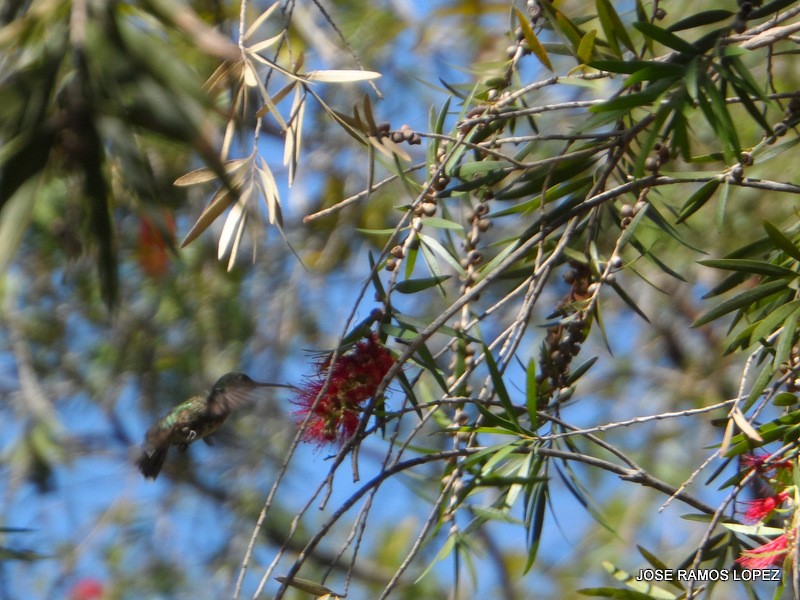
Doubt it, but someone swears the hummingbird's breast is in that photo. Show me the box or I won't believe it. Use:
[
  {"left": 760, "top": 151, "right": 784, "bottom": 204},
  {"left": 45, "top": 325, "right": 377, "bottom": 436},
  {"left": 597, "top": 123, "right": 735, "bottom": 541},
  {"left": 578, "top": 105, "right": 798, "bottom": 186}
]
[
  {"left": 169, "top": 413, "right": 226, "bottom": 446},
  {"left": 157, "top": 397, "right": 227, "bottom": 446}
]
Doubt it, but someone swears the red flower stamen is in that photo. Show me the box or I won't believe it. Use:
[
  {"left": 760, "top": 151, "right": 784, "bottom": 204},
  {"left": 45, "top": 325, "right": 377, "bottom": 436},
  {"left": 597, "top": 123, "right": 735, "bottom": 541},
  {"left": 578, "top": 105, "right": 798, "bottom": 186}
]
[
  {"left": 742, "top": 491, "right": 791, "bottom": 523},
  {"left": 741, "top": 452, "right": 793, "bottom": 474},
  {"left": 736, "top": 534, "right": 790, "bottom": 570},
  {"left": 293, "top": 334, "right": 395, "bottom": 445}
]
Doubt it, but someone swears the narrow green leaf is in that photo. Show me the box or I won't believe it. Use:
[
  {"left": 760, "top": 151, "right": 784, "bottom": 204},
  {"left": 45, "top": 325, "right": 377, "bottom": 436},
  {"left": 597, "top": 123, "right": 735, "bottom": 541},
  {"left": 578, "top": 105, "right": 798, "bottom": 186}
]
[
  {"left": 723, "top": 321, "right": 758, "bottom": 354},
  {"left": 716, "top": 179, "right": 729, "bottom": 232},
  {"left": 590, "top": 87, "right": 662, "bottom": 112},
  {"left": 454, "top": 160, "right": 515, "bottom": 178},
  {"left": 749, "top": 299, "right": 800, "bottom": 345},
  {"left": 475, "top": 400, "right": 521, "bottom": 431},
  {"left": 731, "top": 83, "right": 772, "bottom": 133},
  {"left": 764, "top": 221, "right": 800, "bottom": 263},
  {"left": 482, "top": 344, "right": 521, "bottom": 432},
  {"left": 638, "top": 546, "right": 681, "bottom": 586},
  {"left": 537, "top": 0, "right": 582, "bottom": 55},
  {"left": 429, "top": 97, "right": 451, "bottom": 163},
  {"left": 773, "top": 392, "right": 799, "bottom": 407},
  {"left": 526, "top": 359, "right": 539, "bottom": 427},
  {"left": 396, "top": 370, "right": 422, "bottom": 418},
  {"left": 410, "top": 338, "right": 449, "bottom": 393},
  {"left": 617, "top": 203, "right": 649, "bottom": 251},
  {"left": 418, "top": 238, "right": 446, "bottom": 286},
  {"left": 701, "top": 76, "right": 741, "bottom": 161},
  {"left": 702, "top": 271, "right": 750, "bottom": 299},
  {"left": 774, "top": 305, "right": 800, "bottom": 371},
  {"left": 750, "top": 0, "right": 799, "bottom": 20},
  {"left": 367, "top": 251, "right": 386, "bottom": 301},
  {"left": 724, "top": 375, "right": 798, "bottom": 438},
  {"left": 596, "top": 0, "right": 635, "bottom": 55},
  {"left": 624, "top": 65, "right": 683, "bottom": 87},
  {"left": 683, "top": 58, "right": 699, "bottom": 101},
  {"left": 692, "top": 279, "right": 788, "bottom": 327},
  {"left": 395, "top": 275, "right": 452, "bottom": 294},
  {"left": 419, "top": 217, "right": 463, "bottom": 231},
  {"left": 676, "top": 179, "right": 721, "bottom": 223},
  {"left": 566, "top": 356, "right": 598, "bottom": 385},
  {"left": 523, "top": 481, "right": 547, "bottom": 573},
  {"left": 744, "top": 359, "right": 774, "bottom": 411},
  {"left": 608, "top": 281, "right": 651, "bottom": 322},
  {"left": 418, "top": 233, "right": 464, "bottom": 274},
  {"left": 633, "top": 22, "right": 698, "bottom": 55},
  {"left": 667, "top": 10, "right": 734, "bottom": 32},
  {"left": 589, "top": 59, "right": 661, "bottom": 74},
  {"left": 758, "top": 135, "right": 800, "bottom": 164},
  {"left": 633, "top": 102, "right": 672, "bottom": 178},
  {"left": 697, "top": 259, "right": 798, "bottom": 278},
  {"left": 667, "top": 104, "right": 691, "bottom": 161}
]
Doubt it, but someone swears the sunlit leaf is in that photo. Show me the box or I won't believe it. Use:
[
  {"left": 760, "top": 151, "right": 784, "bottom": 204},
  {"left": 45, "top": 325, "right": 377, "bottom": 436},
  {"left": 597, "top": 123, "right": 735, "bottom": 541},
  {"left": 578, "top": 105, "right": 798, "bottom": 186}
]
[
  {"left": 368, "top": 136, "right": 412, "bottom": 161},
  {"left": 515, "top": 8, "right": 553, "bottom": 71},
  {"left": 255, "top": 157, "right": 282, "bottom": 226},
  {"left": 180, "top": 186, "right": 237, "bottom": 248},
  {"left": 243, "top": 1, "right": 280, "bottom": 41},
  {"left": 284, "top": 85, "right": 306, "bottom": 186},
  {"left": 246, "top": 32, "right": 284, "bottom": 55},
  {"left": 174, "top": 159, "right": 247, "bottom": 186},
  {"left": 304, "top": 69, "right": 381, "bottom": 82},
  {"left": 774, "top": 305, "right": 800, "bottom": 370},
  {"left": 596, "top": 0, "right": 635, "bottom": 56},
  {"left": 275, "top": 576, "right": 339, "bottom": 597},
  {"left": 577, "top": 29, "right": 597, "bottom": 64}
]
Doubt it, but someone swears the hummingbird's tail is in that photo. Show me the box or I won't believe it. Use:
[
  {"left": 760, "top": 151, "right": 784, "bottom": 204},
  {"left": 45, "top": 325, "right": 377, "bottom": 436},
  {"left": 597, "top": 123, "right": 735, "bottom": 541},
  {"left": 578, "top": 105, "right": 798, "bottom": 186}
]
[{"left": 137, "top": 445, "right": 168, "bottom": 479}]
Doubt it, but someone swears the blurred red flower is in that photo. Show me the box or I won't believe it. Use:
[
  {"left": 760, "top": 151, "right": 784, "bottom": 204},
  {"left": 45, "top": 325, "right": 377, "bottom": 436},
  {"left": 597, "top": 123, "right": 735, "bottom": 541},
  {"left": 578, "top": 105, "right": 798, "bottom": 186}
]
[
  {"left": 70, "top": 578, "right": 104, "bottom": 600},
  {"left": 137, "top": 212, "right": 175, "bottom": 278}
]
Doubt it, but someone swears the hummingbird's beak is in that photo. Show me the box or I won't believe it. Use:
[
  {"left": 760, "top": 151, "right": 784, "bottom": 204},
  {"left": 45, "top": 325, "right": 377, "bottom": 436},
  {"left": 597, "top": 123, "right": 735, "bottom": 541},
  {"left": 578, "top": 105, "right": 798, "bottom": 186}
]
[{"left": 254, "top": 381, "right": 299, "bottom": 390}]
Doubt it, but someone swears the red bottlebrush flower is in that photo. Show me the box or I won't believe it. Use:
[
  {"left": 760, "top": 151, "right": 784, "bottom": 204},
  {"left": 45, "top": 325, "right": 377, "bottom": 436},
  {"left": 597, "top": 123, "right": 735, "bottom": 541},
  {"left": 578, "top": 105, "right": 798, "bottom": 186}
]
[
  {"left": 70, "top": 578, "right": 104, "bottom": 600},
  {"left": 741, "top": 452, "right": 793, "bottom": 474},
  {"left": 293, "top": 334, "right": 395, "bottom": 445},
  {"left": 736, "top": 534, "right": 790, "bottom": 569},
  {"left": 742, "top": 490, "right": 791, "bottom": 523}
]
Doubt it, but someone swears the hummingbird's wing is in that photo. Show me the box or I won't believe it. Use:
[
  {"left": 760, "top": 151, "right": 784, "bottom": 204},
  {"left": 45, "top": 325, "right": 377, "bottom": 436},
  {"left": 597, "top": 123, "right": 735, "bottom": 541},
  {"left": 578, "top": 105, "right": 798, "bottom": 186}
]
[
  {"left": 205, "top": 384, "right": 263, "bottom": 418},
  {"left": 205, "top": 375, "right": 295, "bottom": 418}
]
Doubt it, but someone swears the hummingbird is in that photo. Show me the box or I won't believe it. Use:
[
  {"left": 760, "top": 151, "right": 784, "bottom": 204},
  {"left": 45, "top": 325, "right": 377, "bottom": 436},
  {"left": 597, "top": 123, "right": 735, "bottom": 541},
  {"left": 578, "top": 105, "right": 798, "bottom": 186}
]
[{"left": 136, "top": 372, "right": 289, "bottom": 479}]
